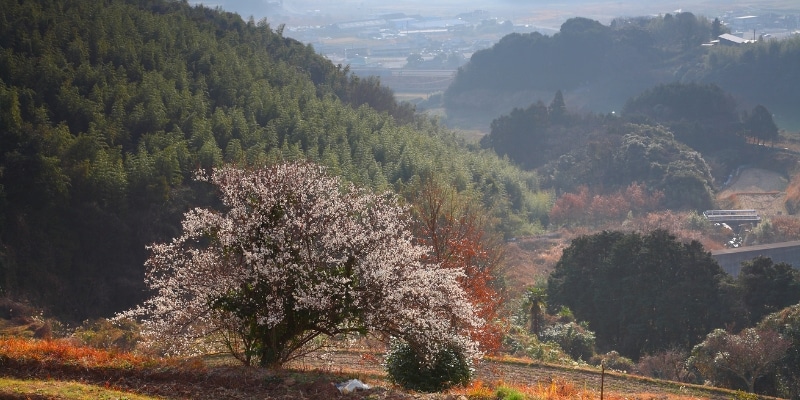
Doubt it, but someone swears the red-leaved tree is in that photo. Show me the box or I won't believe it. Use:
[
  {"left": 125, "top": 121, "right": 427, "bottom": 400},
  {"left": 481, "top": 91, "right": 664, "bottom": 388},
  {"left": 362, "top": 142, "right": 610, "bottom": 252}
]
[
  {"left": 548, "top": 185, "right": 590, "bottom": 226},
  {"left": 549, "top": 183, "right": 663, "bottom": 227},
  {"left": 409, "top": 178, "right": 506, "bottom": 353}
]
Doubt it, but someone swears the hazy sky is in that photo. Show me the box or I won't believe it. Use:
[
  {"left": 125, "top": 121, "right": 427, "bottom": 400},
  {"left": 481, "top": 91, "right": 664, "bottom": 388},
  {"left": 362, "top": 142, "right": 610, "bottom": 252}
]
[
  {"left": 191, "top": 0, "right": 707, "bottom": 28},
  {"left": 190, "top": 0, "right": 800, "bottom": 34}
]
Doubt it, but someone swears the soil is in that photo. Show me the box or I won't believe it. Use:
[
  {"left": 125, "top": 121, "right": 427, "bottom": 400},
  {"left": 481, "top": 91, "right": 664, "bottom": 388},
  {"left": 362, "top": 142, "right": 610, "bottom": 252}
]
[
  {"left": 717, "top": 168, "right": 789, "bottom": 217},
  {"left": 0, "top": 356, "right": 460, "bottom": 400}
]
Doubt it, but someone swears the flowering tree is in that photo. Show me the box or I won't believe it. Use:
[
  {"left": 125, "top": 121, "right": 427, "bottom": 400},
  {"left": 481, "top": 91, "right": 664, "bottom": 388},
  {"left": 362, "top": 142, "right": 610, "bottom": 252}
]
[
  {"left": 759, "top": 304, "right": 800, "bottom": 398},
  {"left": 690, "top": 328, "right": 791, "bottom": 393},
  {"left": 121, "top": 162, "right": 481, "bottom": 367}
]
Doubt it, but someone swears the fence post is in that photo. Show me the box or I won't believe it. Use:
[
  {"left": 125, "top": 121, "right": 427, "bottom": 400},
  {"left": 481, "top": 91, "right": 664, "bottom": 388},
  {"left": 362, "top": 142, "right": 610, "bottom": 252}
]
[{"left": 601, "top": 363, "right": 605, "bottom": 400}]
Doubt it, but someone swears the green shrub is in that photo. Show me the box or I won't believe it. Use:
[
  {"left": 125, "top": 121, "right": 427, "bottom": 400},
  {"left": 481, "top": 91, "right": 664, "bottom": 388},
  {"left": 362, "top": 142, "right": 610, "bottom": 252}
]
[
  {"left": 732, "top": 390, "right": 759, "bottom": 400},
  {"left": 539, "top": 321, "right": 596, "bottom": 361},
  {"left": 591, "top": 350, "right": 635, "bottom": 373},
  {"left": 502, "top": 326, "right": 573, "bottom": 364},
  {"left": 385, "top": 340, "right": 473, "bottom": 392},
  {"left": 556, "top": 306, "right": 575, "bottom": 323},
  {"left": 73, "top": 318, "right": 140, "bottom": 351},
  {"left": 495, "top": 385, "right": 526, "bottom": 400}
]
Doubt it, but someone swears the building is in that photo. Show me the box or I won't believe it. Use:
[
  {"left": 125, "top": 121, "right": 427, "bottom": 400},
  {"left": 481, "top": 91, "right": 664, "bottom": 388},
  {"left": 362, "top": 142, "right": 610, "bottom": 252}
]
[{"left": 718, "top": 33, "right": 750, "bottom": 45}]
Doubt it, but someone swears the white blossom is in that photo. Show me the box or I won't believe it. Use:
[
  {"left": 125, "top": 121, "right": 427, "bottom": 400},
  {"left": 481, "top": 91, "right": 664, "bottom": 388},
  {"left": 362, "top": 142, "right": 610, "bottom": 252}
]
[{"left": 119, "top": 162, "right": 481, "bottom": 365}]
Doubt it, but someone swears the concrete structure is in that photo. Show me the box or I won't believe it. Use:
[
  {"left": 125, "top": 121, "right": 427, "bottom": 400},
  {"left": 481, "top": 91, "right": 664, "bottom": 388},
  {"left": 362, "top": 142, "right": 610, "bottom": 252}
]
[
  {"left": 711, "top": 240, "right": 800, "bottom": 276},
  {"left": 703, "top": 209, "right": 761, "bottom": 225},
  {"left": 718, "top": 33, "right": 750, "bottom": 45}
]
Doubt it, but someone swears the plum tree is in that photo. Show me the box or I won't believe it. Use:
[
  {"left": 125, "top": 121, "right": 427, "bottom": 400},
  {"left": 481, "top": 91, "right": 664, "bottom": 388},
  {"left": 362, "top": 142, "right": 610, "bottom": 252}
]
[
  {"left": 690, "top": 328, "right": 790, "bottom": 393},
  {"left": 121, "top": 162, "right": 481, "bottom": 367}
]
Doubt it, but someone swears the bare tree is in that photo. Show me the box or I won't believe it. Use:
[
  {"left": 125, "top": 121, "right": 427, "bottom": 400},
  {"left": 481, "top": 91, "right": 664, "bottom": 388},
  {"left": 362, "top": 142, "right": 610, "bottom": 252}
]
[{"left": 690, "top": 328, "right": 791, "bottom": 393}]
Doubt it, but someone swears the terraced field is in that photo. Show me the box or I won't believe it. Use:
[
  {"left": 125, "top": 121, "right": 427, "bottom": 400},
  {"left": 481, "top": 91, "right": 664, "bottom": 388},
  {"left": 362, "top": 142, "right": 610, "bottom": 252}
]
[{"left": 290, "top": 350, "right": 742, "bottom": 400}]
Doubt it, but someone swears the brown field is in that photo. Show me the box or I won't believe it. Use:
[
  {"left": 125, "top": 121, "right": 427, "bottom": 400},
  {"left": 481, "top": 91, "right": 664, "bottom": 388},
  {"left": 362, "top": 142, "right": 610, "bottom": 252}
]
[
  {"left": 0, "top": 335, "right": 741, "bottom": 400},
  {"left": 718, "top": 168, "right": 790, "bottom": 217}
]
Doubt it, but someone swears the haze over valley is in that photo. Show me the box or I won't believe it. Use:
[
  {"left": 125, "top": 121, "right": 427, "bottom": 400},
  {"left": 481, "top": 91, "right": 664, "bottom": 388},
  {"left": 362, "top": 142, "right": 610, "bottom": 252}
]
[
  {"left": 196, "top": 0, "right": 800, "bottom": 130},
  {"left": 2, "top": 1, "right": 800, "bottom": 398},
  {"left": 196, "top": 0, "right": 799, "bottom": 28}
]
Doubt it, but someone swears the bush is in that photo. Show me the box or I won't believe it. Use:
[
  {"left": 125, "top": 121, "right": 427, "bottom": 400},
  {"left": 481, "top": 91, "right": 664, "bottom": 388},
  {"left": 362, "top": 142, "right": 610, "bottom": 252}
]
[
  {"left": 495, "top": 385, "right": 527, "bottom": 400},
  {"left": 73, "top": 318, "right": 140, "bottom": 351},
  {"left": 590, "top": 350, "right": 635, "bottom": 373},
  {"left": 502, "top": 326, "right": 572, "bottom": 364},
  {"left": 539, "top": 321, "right": 596, "bottom": 361},
  {"left": 0, "top": 297, "right": 37, "bottom": 322},
  {"left": 385, "top": 340, "right": 473, "bottom": 392},
  {"left": 635, "top": 348, "right": 694, "bottom": 382},
  {"left": 555, "top": 306, "right": 575, "bottom": 323}
]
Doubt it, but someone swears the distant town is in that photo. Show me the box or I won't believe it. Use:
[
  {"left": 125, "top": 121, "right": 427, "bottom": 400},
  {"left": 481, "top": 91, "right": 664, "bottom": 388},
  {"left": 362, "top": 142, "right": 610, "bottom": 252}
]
[{"left": 276, "top": 5, "right": 800, "bottom": 96}]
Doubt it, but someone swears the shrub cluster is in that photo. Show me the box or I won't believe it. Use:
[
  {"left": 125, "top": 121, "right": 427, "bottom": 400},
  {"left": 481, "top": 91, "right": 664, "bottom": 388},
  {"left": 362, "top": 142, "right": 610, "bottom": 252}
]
[
  {"left": 590, "top": 351, "right": 635, "bottom": 373},
  {"left": 384, "top": 340, "right": 473, "bottom": 392},
  {"left": 538, "top": 322, "right": 596, "bottom": 362}
]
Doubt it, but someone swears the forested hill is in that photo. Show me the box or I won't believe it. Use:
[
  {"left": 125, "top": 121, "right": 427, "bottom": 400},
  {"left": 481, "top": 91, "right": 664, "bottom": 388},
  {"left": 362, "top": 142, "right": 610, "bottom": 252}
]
[
  {"left": 0, "top": 0, "right": 550, "bottom": 320},
  {"left": 444, "top": 14, "right": 800, "bottom": 130}
]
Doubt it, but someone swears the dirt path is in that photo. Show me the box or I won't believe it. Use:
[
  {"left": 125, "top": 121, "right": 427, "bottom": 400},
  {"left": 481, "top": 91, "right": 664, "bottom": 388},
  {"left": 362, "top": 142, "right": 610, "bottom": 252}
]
[{"left": 290, "top": 350, "right": 737, "bottom": 399}]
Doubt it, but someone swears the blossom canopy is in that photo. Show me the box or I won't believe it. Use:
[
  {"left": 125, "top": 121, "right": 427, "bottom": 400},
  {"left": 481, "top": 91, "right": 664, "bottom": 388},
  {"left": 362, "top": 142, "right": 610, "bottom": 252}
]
[{"left": 122, "top": 162, "right": 481, "bottom": 367}]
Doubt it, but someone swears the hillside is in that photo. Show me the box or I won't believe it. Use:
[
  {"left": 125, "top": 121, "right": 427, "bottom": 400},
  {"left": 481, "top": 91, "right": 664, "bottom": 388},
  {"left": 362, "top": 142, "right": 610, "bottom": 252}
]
[
  {"left": 443, "top": 14, "right": 800, "bottom": 131},
  {"left": 2, "top": 1, "right": 800, "bottom": 398},
  {"left": 0, "top": 0, "right": 550, "bottom": 321}
]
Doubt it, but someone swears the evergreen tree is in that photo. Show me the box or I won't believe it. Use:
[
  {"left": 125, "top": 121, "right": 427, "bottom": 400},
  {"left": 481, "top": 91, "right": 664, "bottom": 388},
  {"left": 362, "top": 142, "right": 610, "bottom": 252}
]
[
  {"left": 548, "top": 230, "right": 731, "bottom": 359},
  {"left": 742, "top": 105, "right": 779, "bottom": 145}
]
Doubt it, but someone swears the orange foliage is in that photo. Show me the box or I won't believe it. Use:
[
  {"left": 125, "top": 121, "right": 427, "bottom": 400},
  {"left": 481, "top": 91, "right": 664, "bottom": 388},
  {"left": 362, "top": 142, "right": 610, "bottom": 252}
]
[
  {"left": 0, "top": 337, "right": 148, "bottom": 369},
  {"left": 629, "top": 210, "right": 685, "bottom": 233},
  {"left": 554, "top": 209, "right": 728, "bottom": 251},
  {"left": 550, "top": 183, "right": 663, "bottom": 228},
  {"left": 462, "top": 379, "right": 494, "bottom": 398},
  {"left": 769, "top": 215, "right": 800, "bottom": 241},
  {"left": 785, "top": 173, "right": 800, "bottom": 214},
  {"left": 537, "top": 378, "right": 583, "bottom": 398},
  {"left": 625, "top": 181, "right": 665, "bottom": 213},
  {"left": 589, "top": 191, "right": 628, "bottom": 222},
  {"left": 549, "top": 186, "right": 590, "bottom": 226},
  {"left": 411, "top": 179, "right": 506, "bottom": 354}
]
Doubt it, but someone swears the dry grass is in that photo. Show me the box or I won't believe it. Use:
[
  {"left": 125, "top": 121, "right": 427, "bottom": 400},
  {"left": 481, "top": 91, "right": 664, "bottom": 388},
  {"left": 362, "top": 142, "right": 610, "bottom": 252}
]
[
  {"left": 0, "top": 331, "right": 747, "bottom": 399},
  {"left": 0, "top": 377, "right": 159, "bottom": 400},
  {"left": 0, "top": 337, "right": 152, "bottom": 370},
  {"left": 785, "top": 172, "right": 800, "bottom": 214},
  {"left": 503, "top": 236, "right": 565, "bottom": 299},
  {"left": 0, "top": 336, "right": 452, "bottom": 399},
  {"left": 454, "top": 377, "right": 706, "bottom": 400}
]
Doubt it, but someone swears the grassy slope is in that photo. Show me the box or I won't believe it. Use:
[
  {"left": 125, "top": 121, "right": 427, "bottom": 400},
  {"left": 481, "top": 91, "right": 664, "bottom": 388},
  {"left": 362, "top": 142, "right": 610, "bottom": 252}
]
[
  {"left": 0, "top": 335, "right": 762, "bottom": 400},
  {"left": 0, "top": 378, "right": 158, "bottom": 400}
]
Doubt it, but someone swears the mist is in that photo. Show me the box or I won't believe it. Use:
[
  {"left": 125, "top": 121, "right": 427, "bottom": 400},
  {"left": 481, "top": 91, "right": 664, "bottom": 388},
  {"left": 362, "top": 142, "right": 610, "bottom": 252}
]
[{"left": 190, "top": 0, "right": 789, "bottom": 28}]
